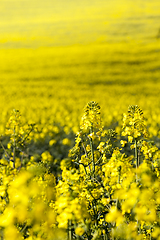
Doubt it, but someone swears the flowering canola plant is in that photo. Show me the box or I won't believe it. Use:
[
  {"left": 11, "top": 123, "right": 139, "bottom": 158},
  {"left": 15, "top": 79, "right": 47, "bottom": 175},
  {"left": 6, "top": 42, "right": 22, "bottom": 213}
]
[
  {"left": 56, "top": 102, "right": 160, "bottom": 240},
  {"left": 0, "top": 102, "right": 160, "bottom": 239}
]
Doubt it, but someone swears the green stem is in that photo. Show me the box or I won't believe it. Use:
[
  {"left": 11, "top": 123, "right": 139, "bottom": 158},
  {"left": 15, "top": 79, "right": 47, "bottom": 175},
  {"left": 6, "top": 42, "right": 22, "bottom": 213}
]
[
  {"left": 150, "top": 225, "right": 152, "bottom": 240},
  {"left": 21, "top": 222, "right": 27, "bottom": 233},
  {"left": 112, "top": 228, "right": 115, "bottom": 240},
  {"left": 90, "top": 138, "right": 95, "bottom": 174},
  {"left": 90, "top": 126, "right": 95, "bottom": 177},
  {"left": 68, "top": 220, "right": 72, "bottom": 240},
  {"left": 83, "top": 164, "right": 88, "bottom": 176},
  {"left": 104, "top": 233, "right": 108, "bottom": 240},
  {"left": 135, "top": 139, "right": 138, "bottom": 182},
  {"left": 82, "top": 141, "right": 91, "bottom": 173},
  {"left": 117, "top": 166, "right": 121, "bottom": 184}
]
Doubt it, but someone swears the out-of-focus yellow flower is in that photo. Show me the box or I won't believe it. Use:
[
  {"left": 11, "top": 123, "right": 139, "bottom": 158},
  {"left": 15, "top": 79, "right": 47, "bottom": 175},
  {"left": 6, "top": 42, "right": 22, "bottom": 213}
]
[
  {"left": 75, "top": 227, "right": 85, "bottom": 236},
  {"left": 120, "top": 140, "right": 127, "bottom": 147},
  {"left": 41, "top": 151, "right": 53, "bottom": 162},
  {"left": 0, "top": 207, "right": 15, "bottom": 227},
  {"left": 15, "top": 157, "right": 21, "bottom": 168},
  {"left": 128, "top": 136, "right": 133, "bottom": 143},
  {"left": 4, "top": 225, "right": 22, "bottom": 240},
  {"left": 0, "top": 185, "right": 6, "bottom": 197},
  {"left": 49, "top": 139, "right": 56, "bottom": 146},
  {"left": 152, "top": 227, "right": 160, "bottom": 239},
  {"left": 106, "top": 207, "right": 124, "bottom": 226},
  {"left": 62, "top": 138, "right": 71, "bottom": 145},
  {"left": 86, "top": 144, "right": 91, "bottom": 152}
]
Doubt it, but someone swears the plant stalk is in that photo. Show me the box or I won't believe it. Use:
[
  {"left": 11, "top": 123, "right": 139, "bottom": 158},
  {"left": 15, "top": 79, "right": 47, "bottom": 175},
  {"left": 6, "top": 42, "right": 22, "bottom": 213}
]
[
  {"left": 90, "top": 126, "right": 95, "bottom": 177},
  {"left": 135, "top": 139, "right": 138, "bottom": 182}
]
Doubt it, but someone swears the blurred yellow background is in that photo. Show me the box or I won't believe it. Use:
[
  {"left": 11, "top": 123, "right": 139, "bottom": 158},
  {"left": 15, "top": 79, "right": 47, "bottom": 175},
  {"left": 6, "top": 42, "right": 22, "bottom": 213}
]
[
  {"left": 1, "top": 0, "right": 160, "bottom": 47},
  {"left": 0, "top": 0, "right": 160, "bottom": 138}
]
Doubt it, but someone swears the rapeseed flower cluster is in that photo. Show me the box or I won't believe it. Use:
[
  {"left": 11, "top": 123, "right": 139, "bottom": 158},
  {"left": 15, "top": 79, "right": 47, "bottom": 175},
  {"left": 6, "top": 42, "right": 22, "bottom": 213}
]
[
  {"left": 56, "top": 102, "right": 160, "bottom": 240},
  {"left": 122, "top": 105, "right": 148, "bottom": 142},
  {"left": 0, "top": 102, "right": 160, "bottom": 240}
]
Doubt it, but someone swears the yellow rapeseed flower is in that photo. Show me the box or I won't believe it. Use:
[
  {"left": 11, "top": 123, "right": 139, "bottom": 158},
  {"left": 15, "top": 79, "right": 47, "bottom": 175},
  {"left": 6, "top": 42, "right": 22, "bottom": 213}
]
[
  {"left": 106, "top": 207, "right": 124, "bottom": 226},
  {"left": 75, "top": 227, "right": 85, "bottom": 236}
]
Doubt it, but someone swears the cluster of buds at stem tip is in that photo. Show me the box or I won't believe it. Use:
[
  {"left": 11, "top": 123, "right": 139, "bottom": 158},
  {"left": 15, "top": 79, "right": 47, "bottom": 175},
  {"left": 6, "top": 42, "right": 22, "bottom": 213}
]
[
  {"left": 122, "top": 105, "right": 149, "bottom": 143},
  {"left": 80, "top": 101, "right": 102, "bottom": 132}
]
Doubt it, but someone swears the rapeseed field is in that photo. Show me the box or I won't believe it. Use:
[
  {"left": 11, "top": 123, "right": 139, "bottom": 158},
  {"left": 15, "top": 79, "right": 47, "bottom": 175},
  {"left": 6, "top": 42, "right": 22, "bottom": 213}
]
[{"left": 0, "top": 0, "right": 160, "bottom": 239}]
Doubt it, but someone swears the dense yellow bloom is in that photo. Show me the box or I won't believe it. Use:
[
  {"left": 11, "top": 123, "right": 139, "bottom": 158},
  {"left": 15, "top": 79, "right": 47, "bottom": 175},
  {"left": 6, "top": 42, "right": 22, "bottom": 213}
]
[
  {"left": 122, "top": 105, "right": 148, "bottom": 142},
  {"left": 80, "top": 101, "right": 102, "bottom": 131},
  {"left": 0, "top": 97, "right": 160, "bottom": 240}
]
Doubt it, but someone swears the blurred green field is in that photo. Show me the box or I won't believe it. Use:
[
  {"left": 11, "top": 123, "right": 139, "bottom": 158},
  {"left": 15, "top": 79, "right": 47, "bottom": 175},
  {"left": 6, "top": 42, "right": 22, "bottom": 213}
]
[{"left": 0, "top": 0, "right": 160, "bottom": 142}]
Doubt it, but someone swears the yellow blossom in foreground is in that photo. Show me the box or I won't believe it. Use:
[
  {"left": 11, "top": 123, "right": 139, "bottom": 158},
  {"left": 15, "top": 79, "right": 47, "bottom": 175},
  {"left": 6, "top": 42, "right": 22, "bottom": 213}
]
[
  {"left": 75, "top": 227, "right": 85, "bottom": 236},
  {"left": 105, "top": 207, "right": 124, "bottom": 226}
]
